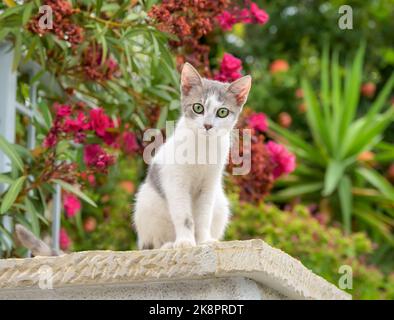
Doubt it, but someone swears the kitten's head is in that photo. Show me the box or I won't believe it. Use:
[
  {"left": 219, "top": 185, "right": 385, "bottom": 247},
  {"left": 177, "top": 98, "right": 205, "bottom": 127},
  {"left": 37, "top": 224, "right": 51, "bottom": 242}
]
[{"left": 180, "top": 62, "right": 251, "bottom": 135}]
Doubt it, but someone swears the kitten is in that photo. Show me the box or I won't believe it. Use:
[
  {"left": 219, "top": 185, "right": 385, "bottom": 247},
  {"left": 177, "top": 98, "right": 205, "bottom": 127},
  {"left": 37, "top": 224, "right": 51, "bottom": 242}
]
[{"left": 134, "top": 63, "right": 251, "bottom": 249}]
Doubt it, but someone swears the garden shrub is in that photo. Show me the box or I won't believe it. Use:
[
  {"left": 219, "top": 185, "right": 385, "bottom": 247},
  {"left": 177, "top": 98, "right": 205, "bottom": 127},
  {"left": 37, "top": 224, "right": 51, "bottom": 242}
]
[{"left": 225, "top": 194, "right": 394, "bottom": 299}]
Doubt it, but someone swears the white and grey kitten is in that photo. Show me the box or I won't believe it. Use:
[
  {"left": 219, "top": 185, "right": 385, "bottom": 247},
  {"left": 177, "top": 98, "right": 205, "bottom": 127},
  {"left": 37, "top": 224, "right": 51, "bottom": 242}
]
[{"left": 134, "top": 63, "right": 251, "bottom": 249}]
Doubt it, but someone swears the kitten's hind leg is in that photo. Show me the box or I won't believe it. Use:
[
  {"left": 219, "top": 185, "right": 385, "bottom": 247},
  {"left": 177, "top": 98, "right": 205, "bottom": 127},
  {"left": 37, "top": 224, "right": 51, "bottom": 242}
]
[{"left": 133, "top": 182, "right": 175, "bottom": 249}]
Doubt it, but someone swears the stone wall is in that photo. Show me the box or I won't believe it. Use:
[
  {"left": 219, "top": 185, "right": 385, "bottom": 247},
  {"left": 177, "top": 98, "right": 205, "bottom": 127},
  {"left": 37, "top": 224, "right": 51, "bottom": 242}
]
[{"left": 0, "top": 240, "right": 351, "bottom": 300}]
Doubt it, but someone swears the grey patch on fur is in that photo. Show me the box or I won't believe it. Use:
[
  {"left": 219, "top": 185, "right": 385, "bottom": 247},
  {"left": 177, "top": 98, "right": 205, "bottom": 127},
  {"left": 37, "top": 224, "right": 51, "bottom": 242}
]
[
  {"left": 182, "top": 77, "right": 243, "bottom": 118},
  {"left": 147, "top": 163, "right": 165, "bottom": 198},
  {"left": 15, "top": 224, "right": 56, "bottom": 256},
  {"left": 184, "top": 217, "right": 194, "bottom": 230},
  {"left": 141, "top": 242, "right": 154, "bottom": 250},
  {"left": 202, "top": 79, "right": 230, "bottom": 102}
]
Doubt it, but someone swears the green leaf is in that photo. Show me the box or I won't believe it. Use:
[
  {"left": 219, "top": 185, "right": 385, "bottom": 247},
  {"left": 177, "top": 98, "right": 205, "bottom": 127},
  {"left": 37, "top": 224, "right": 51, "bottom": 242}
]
[
  {"left": 331, "top": 49, "right": 342, "bottom": 146},
  {"left": 12, "top": 30, "right": 22, "bottom": 71},
  {"left": 51, "top": 179, "right": 97, "bottom": 208},
  {"left": 0, "top": 176, "right": 26, "bottom": 214},
  {"left": 268, "top": 120, "right": 325, "bottom": 165},
  {"left": 0, "top": 135, "right": 24, "bottom": 172},
  {"left": 340, "top": 43, "right": 365, "bottom": 137},
  {"left": 268, "top": 182, "right": 323, "bottom": 200},
  {"left": 95, "top": 0, "right": 103, "bottom": 16},
  {"left": 0, "top": 174, "right": 14, "bottom": 185},
  {"left": 354, "top": 206, "right": 394, "bottom": 245},
  {"left": 302, "top": 78, "right": 332, "bottom": 153},
  {"left": 346, "top": 108, "right": 394, "bottom": 157},
  {"left": 0, "top": 4, "right": 24, "bottom": 21},
  {"left": 365, "top": 73, "right": 394, "bottom": 123},
  {"left": 37, "top": 100, "right": 53, "bottom": 130},
  {"left": 22, "top": 2, "right": 34, "bottom": 25},
  {"left": 356, "top": 167, "right": 394, "bottom": 201},
  {"left": 25, "top": 198, "right": 40, "bottom": 236},
  {"left": 338, "top": 176, "right": 352, "bottom": 234},
  {"left": 322, "top": 160, "right": 345, "bottom": 196},
  {"left": 321, "top": 42, "right": 330, "bottom": 117}
]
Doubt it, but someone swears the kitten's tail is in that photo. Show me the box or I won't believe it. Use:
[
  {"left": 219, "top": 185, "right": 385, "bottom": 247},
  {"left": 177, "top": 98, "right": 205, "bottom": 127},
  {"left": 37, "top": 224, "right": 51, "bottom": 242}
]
[{"left": 15, "top": 224, "right": 57, "bottom": 256}]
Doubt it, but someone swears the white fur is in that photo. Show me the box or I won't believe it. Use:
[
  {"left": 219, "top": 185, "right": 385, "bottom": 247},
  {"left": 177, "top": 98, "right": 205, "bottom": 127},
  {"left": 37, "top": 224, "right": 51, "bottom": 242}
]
[{"left": 133, "top": 117, "right": 231, "bottom": 249}]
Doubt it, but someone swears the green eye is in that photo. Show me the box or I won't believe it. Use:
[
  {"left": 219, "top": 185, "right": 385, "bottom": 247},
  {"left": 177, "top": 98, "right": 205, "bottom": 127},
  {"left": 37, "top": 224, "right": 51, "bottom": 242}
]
[
  {"left": 216, "top": 108, "right": 229, "bottom": 118},
  {"left": 192, "top": 103, "right": 204, "bottom": 114}
]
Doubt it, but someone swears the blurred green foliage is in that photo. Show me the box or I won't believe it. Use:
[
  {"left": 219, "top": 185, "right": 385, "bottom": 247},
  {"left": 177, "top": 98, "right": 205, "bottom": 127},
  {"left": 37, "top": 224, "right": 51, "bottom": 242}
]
[
  {"left": 226, "top": 194, "right": 394, "bottom": 299},
  {"left": 268, "top": 45, "right": 394, "bottom": 246},
  {"left": 221, "top": 0, "right": 394, "bottom": 139}
]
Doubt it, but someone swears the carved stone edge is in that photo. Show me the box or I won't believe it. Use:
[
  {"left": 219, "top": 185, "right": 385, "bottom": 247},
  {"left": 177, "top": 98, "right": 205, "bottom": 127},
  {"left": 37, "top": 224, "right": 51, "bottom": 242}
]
[{"left": 0, "top": 239, "right": 351, "bottom": 300}]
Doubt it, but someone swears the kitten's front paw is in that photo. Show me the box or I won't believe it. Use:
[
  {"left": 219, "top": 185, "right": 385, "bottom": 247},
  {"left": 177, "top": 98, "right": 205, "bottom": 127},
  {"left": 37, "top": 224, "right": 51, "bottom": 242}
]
[{"left": 173, "top": 238, "right": 196, "bottom": 249}]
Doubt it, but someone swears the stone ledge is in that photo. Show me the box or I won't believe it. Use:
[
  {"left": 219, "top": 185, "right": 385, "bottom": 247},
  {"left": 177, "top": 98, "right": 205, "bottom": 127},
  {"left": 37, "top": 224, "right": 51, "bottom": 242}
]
[{"left": 0, "top": 239, "right": 351, "bottom": 300}]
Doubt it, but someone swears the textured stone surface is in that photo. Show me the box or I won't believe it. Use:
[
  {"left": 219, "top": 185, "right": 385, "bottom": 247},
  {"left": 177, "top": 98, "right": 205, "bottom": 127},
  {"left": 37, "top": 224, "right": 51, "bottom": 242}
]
[
  {"left": 0, "top": 240, "right": 351, "bottom": 300},
  {"left": 0, "top": 277, "right": 285, "bottom": 300}
]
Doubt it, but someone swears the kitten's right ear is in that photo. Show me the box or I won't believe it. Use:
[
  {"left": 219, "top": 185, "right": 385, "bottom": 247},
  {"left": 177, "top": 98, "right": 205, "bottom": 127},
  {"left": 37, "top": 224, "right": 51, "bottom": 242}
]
[{"left": 181, "top": 62, "right": 202, "bottom": 96}]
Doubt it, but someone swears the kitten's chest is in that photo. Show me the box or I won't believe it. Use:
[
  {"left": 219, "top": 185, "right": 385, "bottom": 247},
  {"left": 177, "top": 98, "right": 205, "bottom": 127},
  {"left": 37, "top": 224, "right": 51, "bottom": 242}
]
[{"left": 184, "top": 165, "right": 218, "bottom": 196}]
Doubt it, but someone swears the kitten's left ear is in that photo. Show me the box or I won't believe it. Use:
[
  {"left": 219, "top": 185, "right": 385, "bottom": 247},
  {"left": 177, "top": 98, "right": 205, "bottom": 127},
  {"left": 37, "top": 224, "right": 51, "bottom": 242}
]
[{"left": 227, "top": 75, "right": 252, "bottom": 106}]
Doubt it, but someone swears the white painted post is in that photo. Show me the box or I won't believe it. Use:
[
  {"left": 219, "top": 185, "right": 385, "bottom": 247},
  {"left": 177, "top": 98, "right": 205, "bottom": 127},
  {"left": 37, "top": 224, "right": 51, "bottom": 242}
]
[{"left": 0, "top": 42, "right": 17, "bottom": 251}]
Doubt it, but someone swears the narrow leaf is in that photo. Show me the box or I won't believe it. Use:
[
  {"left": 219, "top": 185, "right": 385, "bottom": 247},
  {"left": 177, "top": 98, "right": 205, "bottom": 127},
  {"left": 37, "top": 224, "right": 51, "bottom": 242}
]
[
  {"left": 338, "top": 176, "right": 352, "bottom": 234},
  {"left": 0, "top": 176, "right": 26, "bottom": 214},
  {"left": 0, "top": 135, "right": 24, "bottom": 172},
  {"left": 322, "top": 160, "right": 345, "bottom": 196},
  {"left": 52, "top": 179, "right": 97, "bottom": 207}
]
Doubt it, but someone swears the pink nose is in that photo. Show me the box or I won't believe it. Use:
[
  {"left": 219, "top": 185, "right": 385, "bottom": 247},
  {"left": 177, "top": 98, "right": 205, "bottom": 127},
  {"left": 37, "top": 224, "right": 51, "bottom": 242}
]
[{"left": 204, "top": 124, "right": 213, "bottom": 131}]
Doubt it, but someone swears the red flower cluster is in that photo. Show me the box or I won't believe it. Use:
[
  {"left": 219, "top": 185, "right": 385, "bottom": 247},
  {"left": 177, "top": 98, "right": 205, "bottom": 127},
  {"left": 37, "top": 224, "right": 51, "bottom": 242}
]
[
  {"left": 82, "top": 45, "right": 119, "bottom": 81},
  {"left": 266, "top": 141, "right": 296, "bottom": 179},
  {"left": 84, "top": 144, "right": 115, "bottom": 171},
  {"left": 228, "top": 110, "right": 296, "bottom": 203},
  {"left": 63, "top": 193, "right": 81, "bottom": 218},
  {"left": 247, "top": 112, "right": 268, "bottom": 132},
  {"left": 214, "top": 53, "right": 243, "bottom": 82},
  {"left": 217, "top": 2, "right": 269, "bottom": 31},
  {"left": 60, "top": 228, "right": 71, "bottom": 250},
  {"left": 44, "top": 103, "right": 140, "bottom": 173},
  {"left": 149, "top": 0, "right": 230, "bottom": 74},
  {"left": 228, "top": 129, "right": 275, "bottom": 203},
  {"left": 28, "top": 0, "right": 84, "bottom": 46}
]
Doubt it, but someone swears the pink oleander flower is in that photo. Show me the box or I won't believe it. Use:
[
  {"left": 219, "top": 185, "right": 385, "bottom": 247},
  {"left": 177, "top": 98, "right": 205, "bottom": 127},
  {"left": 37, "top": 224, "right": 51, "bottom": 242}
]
[
  {"left": 84, "top": 144, "right": 115, "bottom": 171},
  {"left": 216, "top": 3, "right": 269, "bottom": 31},
  {"left": 63, "top": 193, "right": 81, "bottom": 218},
  {"left": 121, "top": 131, "right": 139, "bottom": 154},
  {"left": 214, "top": 53, "right": 243, "bottom": 82},
  {"left": 89, "top": 108, "right": 113, "bottom": 138},
  {"left": 239, "top": 8, "right": 252, "bottom": 23},
  {"left": 54, "top": 103, "right": 72, "bottom": 117},
  {"left": 266, "top": 141, "right": 296, "bottom": 179},
  {"left": 217, "top": 11, "right": 237, "bottom": 30},
  {"left": 250, "top": 2, "right": 269, "bottom": 24},
  {"left": 247, "top": 113, "right": 268, "bottom": 132},
  {"left": 60, "top": 228, "right": 71, "bottom": 251},
  {"left": 220, "top": 53, "right": 242, "bottom": 74},
  {"left": 63, "top": 111, "right": 90, "bottom": 133},
  {"left": 43, "top": 131, "right": 57, "bottom": 147}
]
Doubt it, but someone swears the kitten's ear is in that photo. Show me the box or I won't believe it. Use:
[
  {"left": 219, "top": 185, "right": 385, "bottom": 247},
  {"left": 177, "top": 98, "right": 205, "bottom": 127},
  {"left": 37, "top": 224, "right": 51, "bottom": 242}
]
[
  {"left": 227, "top": 75, "right": 252, "bottom": 107},
  {"left": 181, "top": 62, "right": 202, "bottom": 96}
]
